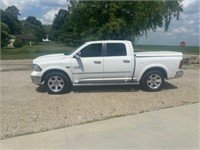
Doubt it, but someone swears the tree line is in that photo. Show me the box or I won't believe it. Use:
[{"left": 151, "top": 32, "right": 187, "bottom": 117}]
[
  {"left": 1, "top": 6, "right": 45, "bottom": 48},
  {"left": 1, "top": 1, "right": 183, "bottom": 48}
]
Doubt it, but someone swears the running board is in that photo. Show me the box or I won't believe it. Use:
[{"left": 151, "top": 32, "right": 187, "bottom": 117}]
[{"left": 73, "top": 82, "right": 140, "bottom": 86}]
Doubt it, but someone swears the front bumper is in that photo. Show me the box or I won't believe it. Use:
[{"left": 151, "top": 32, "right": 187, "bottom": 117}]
[
  {"left": 31, "top": 76, "right": 42, "bottom": 85},
  {"left": 175, "top": 70, "right": 183, "bottom": 78},
  {"left": 31, "top": 71, "right": 42, "bottom": 85}
]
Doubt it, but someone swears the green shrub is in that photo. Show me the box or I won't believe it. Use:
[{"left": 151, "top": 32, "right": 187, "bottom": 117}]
[{"left": 13, "top": 39, "right": 23, "bottom": 47}]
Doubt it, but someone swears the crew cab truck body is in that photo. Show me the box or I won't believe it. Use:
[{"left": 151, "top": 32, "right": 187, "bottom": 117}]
[{"left": 31, "top": 40, "right": 183, "bottom": 94}]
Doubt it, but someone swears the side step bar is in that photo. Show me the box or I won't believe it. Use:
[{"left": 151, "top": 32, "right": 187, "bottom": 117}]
[{"left": 73, "top": 82, "right": 140, "bottom": 86}]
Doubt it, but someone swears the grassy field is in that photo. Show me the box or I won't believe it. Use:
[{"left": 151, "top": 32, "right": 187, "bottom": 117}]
[
  {"left": 134, "top": 45, "right": 199, "bottom": 54},
  {"left": 1, "top": 42, "right": 199, "bottom": 60},
  {"left": 1, "top": 42, "right": 74, "bottom": 60}
]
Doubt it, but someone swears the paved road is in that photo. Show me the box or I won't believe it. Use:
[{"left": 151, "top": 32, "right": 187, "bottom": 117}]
[{"left": 1, "top": 103, "right": 199, "bottom": 150}]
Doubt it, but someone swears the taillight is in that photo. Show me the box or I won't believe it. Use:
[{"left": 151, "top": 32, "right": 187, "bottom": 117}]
[{"left": 179, "top": 59, "right": 183, "bottom": 69}]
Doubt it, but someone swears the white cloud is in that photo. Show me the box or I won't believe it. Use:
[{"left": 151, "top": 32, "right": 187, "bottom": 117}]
[
  {"left": 0, "top": 0, "right": 68, "bottom": 25},
  {"left": 181, "top": 0, "right": 194, "bottom": 8},
  {"left": 40, "top": 0, "right": 68, "bottom": 7},
  {"left": 193, "top": 32, "right": 199, "bottom": 36},
  {"left": 182, "top": 0, "right": 199, "bottom": 14},
  {"left": 156, "top": 27, "right": 164, "bottom": 32},
  {"left": 165, "top": 32, "right": 173, "bottom": 36},
  {"left": 0, "top": 0, "right": 40, "bottom": 10},
  {"left": 0, "top": 0, "right": 67, "bottom": 10},
  {"left": 0, "top": 0, "right": 9, "bottom": 9},
  {"left": 138, "top": 0, "right": 199, "bottom": 46},
  {"left": 173, "top": 27, "right": 188, "bottom": 33},
  {"left": 188, "top": 20, "right": 195, "bottom": 25},
  {"left": 39, "top": 9, "right": 60, "bottom": 25}
]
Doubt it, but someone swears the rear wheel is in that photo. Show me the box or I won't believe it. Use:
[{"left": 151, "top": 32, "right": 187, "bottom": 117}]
[
  {"left": 44, "top": 72, "right": 71, "bottom": 94},
  {"left": 141, "top": 70, "right": 164, "bottom": 91}
]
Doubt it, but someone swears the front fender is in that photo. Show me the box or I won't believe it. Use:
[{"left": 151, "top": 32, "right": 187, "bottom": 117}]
[{"left": 41, "top": 66, "right": 73, "bottom": 82}]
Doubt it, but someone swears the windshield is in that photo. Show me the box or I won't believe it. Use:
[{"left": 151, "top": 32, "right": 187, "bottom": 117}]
[{"left": 64, "top": 45, "right": 82, "bottom": 55}]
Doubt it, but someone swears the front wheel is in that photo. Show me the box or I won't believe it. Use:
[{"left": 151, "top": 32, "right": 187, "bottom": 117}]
[
  {"left": 44, "top": 72, "right": 71, "bottom": 94},
  {"left": 141, "top": 70, "right": 164, "bottom": 91}
]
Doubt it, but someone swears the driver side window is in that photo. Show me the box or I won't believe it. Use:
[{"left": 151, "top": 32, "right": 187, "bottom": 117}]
[{"left": 80, "top": 44, "right": 102, "bottom": 57}]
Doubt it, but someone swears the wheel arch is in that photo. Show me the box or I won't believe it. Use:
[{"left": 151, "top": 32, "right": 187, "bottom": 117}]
[
  {"left": 140, "top": 67, "right": 168, "bottom": 82},
  {"left": 41, "top": 69, "right": 72, "bottom": 84}
]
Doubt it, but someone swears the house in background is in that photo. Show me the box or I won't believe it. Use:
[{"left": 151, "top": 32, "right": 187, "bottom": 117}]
[
  {"left": 7, "top": 34, "right": 36, "bottom": 48},
  {"left": 42, "top": 35, "right": 51, "bottom": 42},
  {"left": 7, "top": 35, "right": 16, "bottom": 48}
]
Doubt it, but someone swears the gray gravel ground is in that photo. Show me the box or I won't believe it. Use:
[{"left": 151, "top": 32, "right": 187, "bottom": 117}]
[{"left": 0, "top": 68, "right": 199, "bottom": 140}]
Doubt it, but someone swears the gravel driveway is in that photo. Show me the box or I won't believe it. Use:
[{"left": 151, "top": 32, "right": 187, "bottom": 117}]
[{"left": 0, "top": 61, "right": 199, "bottom": 139}]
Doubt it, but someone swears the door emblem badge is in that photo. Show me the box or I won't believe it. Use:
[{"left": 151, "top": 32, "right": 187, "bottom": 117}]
[{"left": 73, "top": 66, "right": 81, "bottom": 69}]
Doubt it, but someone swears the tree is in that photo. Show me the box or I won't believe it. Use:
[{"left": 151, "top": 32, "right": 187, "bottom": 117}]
[
  {"left": 26, "top": 16, "right": 43, "bottom": 28},
  {"left": 1, "top": 22, "right": 11, "bottom": 47},
  {"left": 5, "top": 5, "right": 20, "bottom": 19},
  {"left": 52, "top": 9, "right": 68, "bottom": 30},
  {"left": 22, "top": 16, "right": 45, "bottom": 41},
  {"left": 52, "top": 9, "right": 69, "bottom": 40},
  {"left": 1, "top": 9, "right": 22, "bottom": 34},
  {"left": 62, "top": 1, "right": 183, "bottom": 44}
]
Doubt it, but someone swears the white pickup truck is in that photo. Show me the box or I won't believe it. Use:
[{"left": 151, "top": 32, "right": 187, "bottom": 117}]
[{"left": 31, "top": 40, "right": 183, "bottom": 94}]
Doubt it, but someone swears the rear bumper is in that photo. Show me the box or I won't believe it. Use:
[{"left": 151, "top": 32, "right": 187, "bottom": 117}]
[{"left": 175, "top": 70, "right": 183, "bottom": 78}]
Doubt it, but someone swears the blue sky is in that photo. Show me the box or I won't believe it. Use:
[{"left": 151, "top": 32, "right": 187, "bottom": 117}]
[{"left": 1, "top": 0, "right": 199, "bottom": 46}]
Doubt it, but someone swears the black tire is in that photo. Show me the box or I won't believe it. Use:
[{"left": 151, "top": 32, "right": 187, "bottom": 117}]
[
  {"left": 44, "top": 72, "right": 71, "bottom": 94},
  {"left": 141, "top": 70, "right": 164, "bottom": 91}
]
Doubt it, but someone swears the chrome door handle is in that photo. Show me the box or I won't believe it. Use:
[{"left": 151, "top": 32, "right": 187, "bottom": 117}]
[
  {"left": 123, "top": 60, "right": 130, "bottom": 63},
  {"left": 94, "top": 61, "right": 101, "bottom": 64}
]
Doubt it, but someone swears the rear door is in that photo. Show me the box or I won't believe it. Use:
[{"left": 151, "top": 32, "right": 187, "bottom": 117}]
[{"left": 103, "top": 43, "right": 133, "bottom": 82}]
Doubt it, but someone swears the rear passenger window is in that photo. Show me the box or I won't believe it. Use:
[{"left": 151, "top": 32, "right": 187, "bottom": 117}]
[{"left": 106, "top": 43, "right": 127, "bottom": 56}]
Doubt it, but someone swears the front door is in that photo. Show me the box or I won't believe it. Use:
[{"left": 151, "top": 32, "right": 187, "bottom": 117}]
[{"left": 72, "top": 43, "right": 104, "bottom": 83}]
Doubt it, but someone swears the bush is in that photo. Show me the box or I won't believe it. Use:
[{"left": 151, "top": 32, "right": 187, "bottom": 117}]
[
  {"left": 13, "top": 39, "right": 23, "bottom": 47},
  {"left": 1, "top": 22, "right": 11, "bottom": 48}
]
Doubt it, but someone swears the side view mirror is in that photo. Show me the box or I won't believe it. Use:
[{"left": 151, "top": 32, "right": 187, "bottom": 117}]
[{"left": 74, "top": 52, "right": 81, "bottom": 59}]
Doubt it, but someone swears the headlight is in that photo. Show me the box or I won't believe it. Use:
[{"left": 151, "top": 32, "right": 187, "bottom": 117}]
[{"left": 33, "top": 64, "right": 42, "bottom": 72}]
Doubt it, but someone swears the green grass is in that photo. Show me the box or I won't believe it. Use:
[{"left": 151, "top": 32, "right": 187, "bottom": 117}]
[
  {"left": 1, "top": 42, "right": 199, "bottom": 60},
  {"left": 1, "top": 42, "right": 74, "bottom": 60},
  {"left": 134, "top": 44, "right": 199, "bottom": 54}
]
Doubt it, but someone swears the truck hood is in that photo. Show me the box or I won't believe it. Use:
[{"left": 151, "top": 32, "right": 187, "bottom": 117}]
[
  {"left": 135, "top": 51, "right": 183, "bottom": 57},
  {"left": 33, "top": 53, "right": 67, "bottom": 64}
]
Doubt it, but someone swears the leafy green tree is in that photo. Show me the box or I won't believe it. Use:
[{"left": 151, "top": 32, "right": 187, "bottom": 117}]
[
  {"left": 52, "top": 9, "right": 69, "bottom": 41},
  {"left": 52, "top": 9, "right": 68, "bottom": 30},
  {"left": 1, "top": 22, "right": 11, "bottom": 47},
  {"left": 22, "top": 16, "right": 45, "bottom": 41},
  {"left": 5, "top": 5, "right": 20, "bottom": 19},
  {"left": 1, "top": 9, "right": 22, "bottom": 34},
  {"left": 26, "top": 16, "right": 43, "bottom": 28},
  {"left": 62, "top": 1, "right": 183, "bottom": 44}
]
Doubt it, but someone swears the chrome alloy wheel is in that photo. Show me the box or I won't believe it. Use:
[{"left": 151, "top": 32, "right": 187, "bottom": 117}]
[
  {"left": 47, "top": 76, "right": 65, "bottom": 92},
  {"left": 146, "top": 74, "right": 162, "bottom": 89}
]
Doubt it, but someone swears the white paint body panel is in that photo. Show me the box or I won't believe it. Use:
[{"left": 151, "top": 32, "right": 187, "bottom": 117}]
[{"left": 72, "top": 57, "right": 104, "bottom": 83}]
